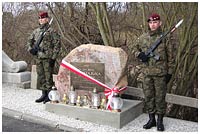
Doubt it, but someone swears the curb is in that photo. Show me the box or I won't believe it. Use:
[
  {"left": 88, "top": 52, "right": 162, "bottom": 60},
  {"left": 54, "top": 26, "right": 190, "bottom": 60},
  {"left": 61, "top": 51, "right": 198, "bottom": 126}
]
[{"left": 2, "top": 107, "right": 82, "bottom": 132}]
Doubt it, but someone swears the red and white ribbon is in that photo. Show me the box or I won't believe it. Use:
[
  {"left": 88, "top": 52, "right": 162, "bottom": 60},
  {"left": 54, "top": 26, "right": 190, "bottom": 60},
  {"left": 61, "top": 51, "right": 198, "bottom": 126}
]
[
  {"left": 60, "top": 60, "right": 127, "bottom": 110},
  {"left": 61, "top": 60, "right": 111, "bottom": 90}
]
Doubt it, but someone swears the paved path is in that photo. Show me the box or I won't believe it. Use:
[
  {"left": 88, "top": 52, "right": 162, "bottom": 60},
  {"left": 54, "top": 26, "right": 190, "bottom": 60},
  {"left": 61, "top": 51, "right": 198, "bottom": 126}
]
[
  {"left": 2, "top": 115, "right": 65, "bottom": 132},
  {"left": 2, "top": 83, "right": 198, "bottom": 132}
]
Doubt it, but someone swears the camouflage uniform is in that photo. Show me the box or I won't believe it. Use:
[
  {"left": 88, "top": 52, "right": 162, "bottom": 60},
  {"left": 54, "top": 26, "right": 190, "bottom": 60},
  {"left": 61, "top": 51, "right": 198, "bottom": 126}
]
[
  {"left": 27, "top": 23, "right": 61, "bottom": 91},
  {"left": 117, "top": 13, "right": 175, "bottom": 131},
  {"left": 117, "top": 27, "right": 174, "bottom": 114},
  {"left": 132, "top": 27, "right": 174, "bottom": 114}
]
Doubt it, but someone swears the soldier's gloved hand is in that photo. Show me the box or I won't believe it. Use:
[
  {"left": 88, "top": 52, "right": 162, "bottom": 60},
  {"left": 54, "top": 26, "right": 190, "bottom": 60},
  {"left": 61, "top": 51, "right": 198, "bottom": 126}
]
[
  {"left": 165, "top": 73, "right": 172, "bottom": 84},
  {"left": 29, "top": 48, "right": 37, "bottom": 55},
  {"left": 49, "top": 59, "right": 56, "bottom": 67},
  {"left": 137, "top": 52, "right": 148, "bottom": 62}
]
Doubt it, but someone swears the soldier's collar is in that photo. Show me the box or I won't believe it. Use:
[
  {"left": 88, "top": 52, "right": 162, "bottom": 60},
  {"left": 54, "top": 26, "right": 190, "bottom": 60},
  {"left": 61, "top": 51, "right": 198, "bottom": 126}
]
[
  {"left": 149, "top": 27, "right": 162, "bottom": 36},
  {"left": 39, "top": 23, "right": 49, "bottom": 29}
]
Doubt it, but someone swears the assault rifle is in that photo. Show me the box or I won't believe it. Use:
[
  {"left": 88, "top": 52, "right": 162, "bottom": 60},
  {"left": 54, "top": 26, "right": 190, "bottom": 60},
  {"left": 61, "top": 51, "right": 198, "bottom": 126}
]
[
  {"left": 30, "top": 18, "right": 53, "bottom": 55},
  {"left": 138, "top": 19, "right": 183, "bottom": 62}
]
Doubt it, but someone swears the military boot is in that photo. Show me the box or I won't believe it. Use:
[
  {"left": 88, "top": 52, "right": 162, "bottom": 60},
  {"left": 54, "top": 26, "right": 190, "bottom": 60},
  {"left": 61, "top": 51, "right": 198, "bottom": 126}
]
[
  {"left": 143, "top": 113, "right": 156, "bottom": 129},
  {"left": 157, "top": 114, "right": 165, "bottom": 131},
  {"left": 35, "top": 90, "right": 47, "bottom": 103},
  {"left": 43, "top": 90, "right": 51, "bottom": 104}
]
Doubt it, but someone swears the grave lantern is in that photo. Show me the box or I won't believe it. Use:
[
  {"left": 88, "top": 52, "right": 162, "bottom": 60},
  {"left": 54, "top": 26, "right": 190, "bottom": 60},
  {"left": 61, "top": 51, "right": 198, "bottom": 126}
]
[
  {"left": 68, "top": 86, "right": 76, "bottom": 105},
  {"left": 100, "top": 98, "right": 106, "bottom": 110},
  {"left": 82, "top": 95, "right": 89, "bottom": 107},
  {"left": 62, "top": 93, "right": 68, "bottom": 104},
  {"left": 48, "top": 86, "right": 60, "bottom": 103},
  {"left": 110, "top": 92, "right": 123, "bottom": 112},
  {"left": 91, "top": 87, "right": 100, "bottom": 109}
]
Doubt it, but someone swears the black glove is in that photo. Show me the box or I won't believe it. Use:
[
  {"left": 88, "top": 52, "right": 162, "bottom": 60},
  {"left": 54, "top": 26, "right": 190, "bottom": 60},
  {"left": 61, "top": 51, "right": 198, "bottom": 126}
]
[
  {"left": 165, "top": 74, "right": 172, "bottom": 84},
  {"left": 137, "top": 52, "right": 149, "bottom": 62},
  {"left": 29, "top": 48, "right": 38, "bottom": 55},
  {"left": 49, "top": 59, "right": 56, "bottom": 67}
]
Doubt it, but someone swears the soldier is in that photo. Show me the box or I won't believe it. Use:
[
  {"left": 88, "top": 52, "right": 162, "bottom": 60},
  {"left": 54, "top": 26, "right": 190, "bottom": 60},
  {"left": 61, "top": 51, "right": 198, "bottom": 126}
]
[
  {"left": 26, "top": 11, "right": 61, "bottom": 104},
  {"left": 116, "top": 13, "right": 174, "bottom": 131}
]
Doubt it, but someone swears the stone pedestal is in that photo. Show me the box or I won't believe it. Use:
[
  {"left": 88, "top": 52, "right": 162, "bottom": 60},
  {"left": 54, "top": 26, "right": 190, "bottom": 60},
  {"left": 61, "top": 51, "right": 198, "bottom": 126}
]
[
  {"left": 45, "top": 99, "right": 143, "bottom": 129},
  {"left": 31, "top": 65, "right": 38, "bottom": 89},
  {"left": 2, "top": 72, "right": 31, "bottom": 89}
]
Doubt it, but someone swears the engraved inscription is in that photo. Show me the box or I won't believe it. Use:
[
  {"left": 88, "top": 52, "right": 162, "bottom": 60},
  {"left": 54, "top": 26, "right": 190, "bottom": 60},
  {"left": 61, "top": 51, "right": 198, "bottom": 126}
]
[{"left": 70, "top": 62, "right": 105, "bottom": 92}]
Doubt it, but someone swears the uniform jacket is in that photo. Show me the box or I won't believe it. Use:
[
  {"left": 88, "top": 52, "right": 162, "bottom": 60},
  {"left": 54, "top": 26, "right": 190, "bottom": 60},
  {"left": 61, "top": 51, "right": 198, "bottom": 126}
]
[
  {"left": 116, "top": 27, "right": 174, "bottom": 87},
  {"left": 133, "top": 27, "right": 174, "bottom": 76},
  {"left": 27, "top": 23, "right": 61, "bottom": 60}
]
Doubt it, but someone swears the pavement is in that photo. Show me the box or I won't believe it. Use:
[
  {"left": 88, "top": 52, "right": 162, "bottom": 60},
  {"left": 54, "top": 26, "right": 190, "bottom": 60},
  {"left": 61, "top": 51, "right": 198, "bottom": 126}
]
[
  {"left": 2, "top": 115, "right": 65, "bottom": 132},
  {"left": 2, "top": 83, "right": 198, "bottom": 132}
]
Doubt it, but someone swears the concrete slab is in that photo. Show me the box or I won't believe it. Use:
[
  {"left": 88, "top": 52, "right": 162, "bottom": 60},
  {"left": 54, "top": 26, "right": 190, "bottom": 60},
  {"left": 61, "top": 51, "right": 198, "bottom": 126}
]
[
  {"left": 2, "top": 71, "right": 31, "bottom": 83},
  {"left": 3, "top": 81, "right": 31, "bottom": 89},
  {"left": 45, "top": 99, "right": 143, "bottom": 129}
]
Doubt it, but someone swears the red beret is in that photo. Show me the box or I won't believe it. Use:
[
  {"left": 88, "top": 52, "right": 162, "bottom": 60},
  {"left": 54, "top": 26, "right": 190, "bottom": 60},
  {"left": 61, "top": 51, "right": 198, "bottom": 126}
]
[
  {"left": 147, "top": 13, "right": 160, "bottom": 22},
  {"left": 39, "top": 11, "right": 49, "bottom": 19}
]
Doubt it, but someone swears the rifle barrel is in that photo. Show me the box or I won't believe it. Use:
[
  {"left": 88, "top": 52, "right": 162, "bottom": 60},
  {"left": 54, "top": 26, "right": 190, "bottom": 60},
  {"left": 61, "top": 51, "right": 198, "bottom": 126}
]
[
  {"left": 49, "top": 18, "right": 53, "bottom": 25},
  {"left": 170, "top": 19, "right": 184, "bottom": 33},
  {"left": 145, "top": 19, "right": 183, "bottom": 57},
  {"left": 175, "top": 19, "right": 184, "bottom": 28}
]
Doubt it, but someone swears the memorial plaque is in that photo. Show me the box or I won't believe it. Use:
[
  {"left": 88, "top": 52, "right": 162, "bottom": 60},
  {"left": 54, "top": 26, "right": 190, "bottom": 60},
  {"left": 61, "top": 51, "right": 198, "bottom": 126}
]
[{"left": 70, "top": 62, "right": 105, "bottom": 92}]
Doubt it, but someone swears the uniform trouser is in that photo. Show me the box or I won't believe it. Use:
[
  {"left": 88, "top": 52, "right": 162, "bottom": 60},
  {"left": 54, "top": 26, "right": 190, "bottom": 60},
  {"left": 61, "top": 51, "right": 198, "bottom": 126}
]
[
  {"left": 36, "top": 58, "right": 54, "bottom": 91},
  {"left": 143, "top": 75, "right": 167, "bottom": 114}
]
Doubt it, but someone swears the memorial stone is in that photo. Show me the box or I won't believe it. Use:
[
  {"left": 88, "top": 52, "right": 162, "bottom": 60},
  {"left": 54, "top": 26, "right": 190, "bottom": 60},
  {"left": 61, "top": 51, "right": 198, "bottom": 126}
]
[{"left": 55, "top": 44, "right": 128, "bottom": 97}]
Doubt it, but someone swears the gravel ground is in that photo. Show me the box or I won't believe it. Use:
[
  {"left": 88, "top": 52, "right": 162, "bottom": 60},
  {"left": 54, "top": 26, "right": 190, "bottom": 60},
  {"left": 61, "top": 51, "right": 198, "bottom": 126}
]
[{"left": 2, "top": 83, "right": 198, "bottom": 132}]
